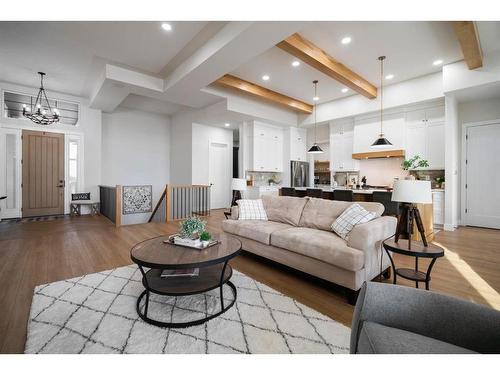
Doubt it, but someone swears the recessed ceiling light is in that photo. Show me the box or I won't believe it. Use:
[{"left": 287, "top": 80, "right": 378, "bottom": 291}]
[
  {"left": 385, "top": 74, "right": 394, "bottom": 80},
  {"left": 262, "top": 75, "right": 270, "bottom": 81},
  {"left": 291, "top": 60, "right": 300, "bottom": 67},
  {"left": 224, "top": 123, "right": 230, "bottom": 127},
  {"left": 313, "top": 96, "right": 319, "bottom": 102},
  {"left": 433, "top": 59, "right": 443, "bottom": 66},
  {"left": 341, "top": 88, "right": 349, "bottom": 93},
  {"left": 341, "top": 36, "right": 352, "bottom": 45},
  {"left": 161, "top": 23, "right": 172, "bottom": 31}
]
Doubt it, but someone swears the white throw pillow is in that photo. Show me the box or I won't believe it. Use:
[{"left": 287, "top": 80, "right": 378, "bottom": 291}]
[
  {"left": 331, "top": 203, "right": 376, "bottom": 239},
  {"left": 237, "top": 199, "right": 268, "bottom": 220}
]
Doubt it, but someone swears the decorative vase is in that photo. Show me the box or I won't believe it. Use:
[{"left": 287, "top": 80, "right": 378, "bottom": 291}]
[{"left": 201, "top": 240, "right": 210, "bottom": 247}]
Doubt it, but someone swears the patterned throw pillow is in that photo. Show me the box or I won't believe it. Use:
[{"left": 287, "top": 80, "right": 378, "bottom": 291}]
[
  {"left": 237, "top": 199, "right": 268, "bottom": 220},
  {"left": 331, "top": 203, "right": 376, "bottom": 240}
]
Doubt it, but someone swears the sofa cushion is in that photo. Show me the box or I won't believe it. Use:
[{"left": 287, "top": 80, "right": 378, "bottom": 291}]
[
  {"left": 261, "top": 195, "right": 308, "bottom": 226},
  {"left": 299, "top": 198, "right": 384, "bottom": 231},
  {"left": 331, "top": 203, "right": 377, "bottom": 240},
  {"left": 237, "top": 199, "right": 268, "bottom": 220},
  {"left": 222, "top": 219, "right": 293, "bottom": 245},
  {"left": 357, "top": 321, "right": 476, "bottom": 354},
  {"left": 270, "top": 227, "right": 364, "bottom": 271}
]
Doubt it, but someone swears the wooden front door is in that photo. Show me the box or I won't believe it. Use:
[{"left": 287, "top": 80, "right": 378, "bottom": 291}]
[{"left": 22, "top": 130, "right": 65, "bottom": 217}]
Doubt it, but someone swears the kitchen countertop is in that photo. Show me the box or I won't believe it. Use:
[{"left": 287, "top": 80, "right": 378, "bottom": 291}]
[{"left": 291, "top": 186, "right": 390, "bottom": 194}]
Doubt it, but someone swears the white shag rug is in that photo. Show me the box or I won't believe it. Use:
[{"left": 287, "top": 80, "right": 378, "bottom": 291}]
[{"left": 25, "top": 265, "right": 350, "bottom": 354}]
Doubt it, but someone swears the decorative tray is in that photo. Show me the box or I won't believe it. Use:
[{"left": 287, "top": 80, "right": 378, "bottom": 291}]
[{"left": 163, "top": 234, "right": 219, "bottom": 250}]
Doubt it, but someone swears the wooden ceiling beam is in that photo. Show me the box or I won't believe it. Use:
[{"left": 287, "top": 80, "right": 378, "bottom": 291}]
[
  {"left": 213, "top": 74, "right": 313, "bottom": 114},
  {"left": 277, "top": 33, "right": 378, "bottom": 99},
  {"left": 453, "top": 21, "right": 483, "bottom": 70}
]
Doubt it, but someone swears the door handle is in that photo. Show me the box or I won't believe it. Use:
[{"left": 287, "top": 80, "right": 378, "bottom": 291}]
[{"left": 57, "top": 180, "right": 65, "bottom": 188}]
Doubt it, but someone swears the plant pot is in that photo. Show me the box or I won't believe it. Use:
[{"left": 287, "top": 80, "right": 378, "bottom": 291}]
[{"left": 201, "top": 240, "right": 210, "bottom": 247}]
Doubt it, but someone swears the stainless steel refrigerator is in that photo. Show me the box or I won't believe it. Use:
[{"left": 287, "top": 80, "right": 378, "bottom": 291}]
[{"left": 290, "top": 161, "right": 309, "bottom": 187}]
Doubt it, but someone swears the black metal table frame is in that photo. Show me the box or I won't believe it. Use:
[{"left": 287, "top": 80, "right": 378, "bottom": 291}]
[
  {"left": 135, "top": 260, "right": 237, "bottom": 328},
  {"left": 383, "top": 243, "right": 442, "bottom": 290}
]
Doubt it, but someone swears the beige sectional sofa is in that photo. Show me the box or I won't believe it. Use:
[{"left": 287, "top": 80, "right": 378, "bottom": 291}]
[{"left": 222, "top": 195, "right": 397, "bottom": 304}]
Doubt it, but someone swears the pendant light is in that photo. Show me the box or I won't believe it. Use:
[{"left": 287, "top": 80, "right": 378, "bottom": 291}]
[
  {"left": 22, "top": 72, "right": 60, "bottom": 125},
  {"left": 371, "top": 56, "right": 392, "bottom": 147},
  {"left": 308, "top": 80, "right": 324, "bottom": 154}
]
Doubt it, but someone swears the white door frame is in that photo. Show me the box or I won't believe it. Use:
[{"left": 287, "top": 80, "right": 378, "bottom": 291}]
[
  {"left": 461, "top": 118, "right": 500, "bottom": 226},
  {"left": 0, "top": 127, "right": 22, "bottom": 219},
  {"left": 208, "top": 140, "right": 230, "bottom": 209}
]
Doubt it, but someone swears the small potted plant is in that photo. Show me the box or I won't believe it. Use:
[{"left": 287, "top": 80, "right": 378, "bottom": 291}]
[
  {"left": 435, "top": 176, "right": 445, "bottom": 189},
  {"left": 179, "top": 217, "right": 206, "bottom": 239},
  {"left": 200, "top": 231, "right": 212, "bottom": 247},
  {"left": 401, "top": 155, "right": 429, "bottom": 179}
]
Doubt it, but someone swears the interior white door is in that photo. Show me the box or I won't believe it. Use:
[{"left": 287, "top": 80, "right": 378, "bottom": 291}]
[
  {"left": 465, "top": 123, "right": 500, "bottom": 229},
  {"left": 209, "top": 142, "right": 230, "bottom": 209}
]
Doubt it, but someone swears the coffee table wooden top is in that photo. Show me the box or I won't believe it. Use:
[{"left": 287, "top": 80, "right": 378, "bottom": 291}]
[
  {"left": 383, "top": 238, "right": 444, "bottom": 258},
  {"left": 130, "top": 233, "right": 241, "bottom": 269}
]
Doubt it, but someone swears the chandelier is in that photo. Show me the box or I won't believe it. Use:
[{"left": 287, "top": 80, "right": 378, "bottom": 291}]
[{"left": 22, "top": 72, "right": 60, "bottom": 125}]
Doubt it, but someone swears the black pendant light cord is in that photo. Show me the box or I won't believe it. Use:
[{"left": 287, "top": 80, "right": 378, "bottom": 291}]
[
  {"left": 379, "top": 56, "right": 385, "bottom": 137},
  {"left": 314, "top": 80, "right": 318, "bottom": 144}
]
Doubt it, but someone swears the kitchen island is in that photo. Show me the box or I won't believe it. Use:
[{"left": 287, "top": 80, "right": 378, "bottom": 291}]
[{"left": 288, "top": 186, "right": 391, "bottom": 201}]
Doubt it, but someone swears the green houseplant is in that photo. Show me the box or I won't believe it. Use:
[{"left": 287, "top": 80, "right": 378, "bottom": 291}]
[
  {"left": 200, "top": 231, "right": 212, "bottom": 247},
  {"left": 402, "top": 155, "right": 429, "bottom": 171},
  {"left": 179, "top": 217, "right": 206, "bottom": 239}
]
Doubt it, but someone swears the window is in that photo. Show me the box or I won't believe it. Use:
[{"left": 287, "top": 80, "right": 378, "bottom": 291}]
[
  {"left": 68, "top": 140, "right": 79, "bottom": 194},
  {"left": 3, "top": 91, "right": 79, "bottom": 125}
]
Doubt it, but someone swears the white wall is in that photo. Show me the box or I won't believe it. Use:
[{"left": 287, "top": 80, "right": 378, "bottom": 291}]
[
  {"left": 170, "top": 112, "right": 194, "bottom": 185},
  {"left": 358, "top": 158, "right": 408, "bottom": 187},
  {"left": 101, "top": 107, "right": 170, "bottom": 225}
]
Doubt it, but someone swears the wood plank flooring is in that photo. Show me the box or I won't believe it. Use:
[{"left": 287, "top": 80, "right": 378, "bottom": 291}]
[{"left": 0, "top": 210, "right": 499, "bottom": 353}]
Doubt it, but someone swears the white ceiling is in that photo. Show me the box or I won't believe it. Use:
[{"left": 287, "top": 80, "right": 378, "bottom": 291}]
[
  {"left": 476, "top": 21, "right": 500, "bottom": 55},
  {"left": 232, "top": 21, "right": 464, "bottom": 104},
  {"left": 0, "top": 21, "right": 207, "bottom": 97}
]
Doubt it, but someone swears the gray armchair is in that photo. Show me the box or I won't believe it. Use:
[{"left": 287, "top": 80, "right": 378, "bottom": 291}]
[{"left": 351, "top": 282, "right": 500, "bottom": 354}]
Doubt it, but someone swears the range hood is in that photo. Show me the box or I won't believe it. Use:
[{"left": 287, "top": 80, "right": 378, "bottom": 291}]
[{"left": 352, "top": 149, "right": 405, "bottom": 160}]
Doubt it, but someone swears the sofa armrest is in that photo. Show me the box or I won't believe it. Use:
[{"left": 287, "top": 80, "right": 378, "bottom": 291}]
[
  {"left": 347, "top": 216, "right": 397, "bottom": 252},
  {"left": 230, "top": 206, "right": 239, "bottom": 220},
  {"left": 351, "top": 282, "right": 500, "bottom": 353}
]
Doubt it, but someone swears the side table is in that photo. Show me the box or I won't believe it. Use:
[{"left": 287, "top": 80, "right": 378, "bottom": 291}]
[{"left": 383, "top": 238, "right": 444, "bottom": 290}]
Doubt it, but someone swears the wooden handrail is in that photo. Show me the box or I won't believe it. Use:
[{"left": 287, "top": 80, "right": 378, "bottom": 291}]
[{"left": 149, "top": 185, "right": 167, "bottom": 223}]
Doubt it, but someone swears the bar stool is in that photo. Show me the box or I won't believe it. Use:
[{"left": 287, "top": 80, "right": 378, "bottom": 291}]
[
  {"left": 281, "top": 187, "right": 297, "bottom": 197},
  {"left": 333, "top": 190, "right": 353, "bottom": 202},
  {"left": 306, "top": 188, "right": 323, "bottom": 198},
  {"left": 372, "top": 191, "right": 400, "bottom": 216}
]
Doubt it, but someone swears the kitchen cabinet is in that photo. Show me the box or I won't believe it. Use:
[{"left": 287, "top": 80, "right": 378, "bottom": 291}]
[
  {"left": 432, "top": 190, "right": 445, "bottom": 226},
  {"left": 330, "top": 120, "right": 359, "bottom": 171},
  {"left": 405, "top": 121, "right": 445, "bottom": 169},
  {"left": 249, "top": 122, "right": 283, "bottom": 172},
  {"left": 405, "top": 106, "right": 445, "bottom": 126},
  {"left": 353, "top": 113, "right": 406, "bottom": 154},
  {"left": 289, "top": 127, "right": 307, "bottom": 161}
]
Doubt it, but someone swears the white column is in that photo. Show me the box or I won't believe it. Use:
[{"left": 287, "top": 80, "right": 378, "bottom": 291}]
[{"left": 444, "top": 94, "right": 459, "bottom": 231}]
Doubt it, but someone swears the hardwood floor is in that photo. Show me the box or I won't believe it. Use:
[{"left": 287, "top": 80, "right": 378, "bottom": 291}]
[{"left": 0, "top": 210, "right": 499, "bottom": 353}]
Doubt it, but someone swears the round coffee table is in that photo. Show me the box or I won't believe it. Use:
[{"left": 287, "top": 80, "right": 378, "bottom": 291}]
[
  {"left": 130, "top": 233, "right": 241, "bottom": 328},
  {"left": 383, "top": 238, "right": 444, "bottom": 290}
]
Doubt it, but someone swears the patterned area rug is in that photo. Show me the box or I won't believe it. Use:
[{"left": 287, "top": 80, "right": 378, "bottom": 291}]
[{"left": 25, "top": 265, "right": 350, "bottom": 354}]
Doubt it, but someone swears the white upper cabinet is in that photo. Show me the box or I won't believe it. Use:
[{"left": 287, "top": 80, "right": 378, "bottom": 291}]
[
  {"left": 249, "top": 122, "right": 283, "bottom": 172},
  {"left": 330, "top": 120, "right": 359, "bottom": 171},
  {"left": 405, "top": 105, "right": 445, "bottom": 169},
  {"left": 353, "top": 113, "right": 406, "bottom": 153},
  {"left": 289, "top": 127, "right": 307, "bottom": 161}
]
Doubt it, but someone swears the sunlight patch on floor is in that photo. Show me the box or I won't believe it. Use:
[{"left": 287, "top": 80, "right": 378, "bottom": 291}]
[{"left": 434, "top": 241, "right": 500, "bottom": 310}]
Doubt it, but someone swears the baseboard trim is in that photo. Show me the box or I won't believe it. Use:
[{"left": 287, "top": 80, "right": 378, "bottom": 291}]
[{"left": 443, "top": 224, "right": 456, "bottom": 231}]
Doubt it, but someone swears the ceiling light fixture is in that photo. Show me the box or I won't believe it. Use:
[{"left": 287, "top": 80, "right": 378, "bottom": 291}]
[
  {"left": 308, "top": 80, "right": 324, "bottom": 154},
  {"left": 433, "top": 59, "right": 443, "bottom": 66},
  {"left": 22, "top": 72, "right": 60, "bottom": 125},
  {"left": 224, "top": 123, "right": 230, "bottom": 127},
  {"left": 262, "top": 75, "right": 270, "bottom": 81},
  {"left": 292, "top": 60, "right": 300, "bottom": 67},
  {"left": 161, "top": 23, "right": 172, "bottom": 31},
  {"left": 385, "top": 74, "right": 394, "bottom": 80},
  {"left": 341, "top": 36, "right": 352, "bottom": 45},
  {"left": 341, "top": 88, "right": 349, "bottom": 93},
  {"left": 313, "top": 96, "right": 319, "bottom": 101},
  {"left": 371, "top": 56, "right": 393, "bottom": 148}
]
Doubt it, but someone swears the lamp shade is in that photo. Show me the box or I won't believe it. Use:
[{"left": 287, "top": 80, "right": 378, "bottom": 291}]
[
  {"left": 231, "top": 178, "right": 247, "bottom": 191},
  {"left": 391, "top": 180, "right": 432, "bottom": 204}
]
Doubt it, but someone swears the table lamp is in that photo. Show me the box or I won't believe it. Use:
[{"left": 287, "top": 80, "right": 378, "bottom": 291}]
[
  {"left": 231, "top": 178, "right": 247, "bottom": 207},
  {"left": 391, "top": 180, "right": 432, "bottom": 249}
]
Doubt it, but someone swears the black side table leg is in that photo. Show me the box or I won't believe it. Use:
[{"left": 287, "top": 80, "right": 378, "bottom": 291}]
[
  {"left": 415, "top": 257, "right": 419, "bottom": 289},
  {"left": 385, "top": 250, "right": 397, "bottom": 285},
  {"left": 219, "top": 260, "right": 228, "bottom": 310},
  {"left": 425, "top": 258, "right": 438, "bottom": 290}
]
